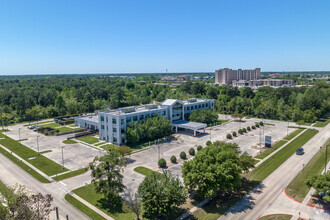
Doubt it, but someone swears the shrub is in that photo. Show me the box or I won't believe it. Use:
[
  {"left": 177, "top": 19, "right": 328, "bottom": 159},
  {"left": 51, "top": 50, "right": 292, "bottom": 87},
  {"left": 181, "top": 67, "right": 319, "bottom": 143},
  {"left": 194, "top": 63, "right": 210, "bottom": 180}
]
[
  {"left": 189, "top": 148, "right": 195, "bottom": 156},
  {"left": 206, "top": 141, "right": 212, "bottom": 146},
  {"left": 247, "top": 126, "right": 251, "bottom": 131},
  {"left": 242, "top": 128, "right": 247, "bottom": 133},
  {"left": 158, "top": 158, "right": 167, "bottom": 168},
  {"left": 180, "top": 151, "right": 187, "bottom": 160},
  {"left": 256, "top": 123, "right": 260, "bottom": 128},
  {"left": 252, "top": 125, "right": 256, "bottom": 129},
  {"left": 170, "top": 155, "right": 177, "bottom": 163},
  {"left": 232, "top": 131, "right": 237, "bottom": 137},
  {"left": 226, "top": 134, "right": 232, "bottom": 139},
  {"left": 197, "top": 145, "right": 203, "bottom": 151},
  {"left": 238, "top": 129, "right": 243, "bottom": 134},
  {"left": 259, "top": 121, "right": 264, "bottom": 126}
]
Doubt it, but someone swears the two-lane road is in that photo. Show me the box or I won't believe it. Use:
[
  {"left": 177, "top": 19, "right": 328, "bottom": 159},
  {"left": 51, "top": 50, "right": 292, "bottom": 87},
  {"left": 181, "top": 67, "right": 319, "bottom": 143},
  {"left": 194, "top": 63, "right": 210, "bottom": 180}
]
[{"left": 219, "top": 124, "right": 330, "bottom": 220}]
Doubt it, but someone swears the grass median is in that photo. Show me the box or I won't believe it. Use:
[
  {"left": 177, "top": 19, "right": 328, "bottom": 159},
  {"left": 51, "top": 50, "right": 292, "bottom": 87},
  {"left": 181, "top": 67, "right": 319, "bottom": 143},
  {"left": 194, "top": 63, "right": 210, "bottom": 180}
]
[
  {"left": 65, "top": 194, "right": 106, "bottom": 220},
  {"left": 53, "top": 167, "right": 88, "bottom": 181},
  {"left": 0, "top": 131, "right": 67, "bottom": 176},
  {"left": 77, "top": 135, "right": 100, "bottom": 144},
  {"left": 285, "top": 139, "right": 330, "bottom": 202},
  {"left": 63, "top": 139, "right": 77, "bottom": 144},
  {"left": 284, "top": 128, "right": 304, "bottom": 141},
  {"left": 247, "top": 129, "right": 318, "bottom": 182},
  {"left": 73, "top": 184, "right": 136, "bottom": 220},
  {"left": 313, "top": 114, "right": 330, "bottom": 127},
  {"left": 134, "top": 166, "right": 157, "bottom": 176},
  {"left": 0, "top": 147, "right": 50, "bottom": 183},
  {"left": 256, "top": 140, "right": 287, "bottom": 160}
]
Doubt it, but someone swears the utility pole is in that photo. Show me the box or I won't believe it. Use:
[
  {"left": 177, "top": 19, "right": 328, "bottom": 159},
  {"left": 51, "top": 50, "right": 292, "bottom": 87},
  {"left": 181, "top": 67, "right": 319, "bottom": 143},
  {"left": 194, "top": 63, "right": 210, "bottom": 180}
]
[
  {"left": 18, "top": 128, "right": 21, "bottom": 140},
  {"left": 37, "top": 136, "right": 40, "bottom": 155},
  {"left": 62, "top": 146, "right": 65, "bottom": 169},
  {"left": 157, "top": 144, "right": 160, "bottom": 161},
  {"left": 209, "top": 128, "right": 211, "bottom": 141}
]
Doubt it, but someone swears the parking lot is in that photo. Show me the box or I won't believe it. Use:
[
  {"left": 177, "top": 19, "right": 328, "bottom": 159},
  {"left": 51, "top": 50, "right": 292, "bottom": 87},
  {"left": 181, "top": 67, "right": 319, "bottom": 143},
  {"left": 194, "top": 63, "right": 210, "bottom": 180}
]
[{"left": 4, "top": 122, "right": 103, "bottom": 172}]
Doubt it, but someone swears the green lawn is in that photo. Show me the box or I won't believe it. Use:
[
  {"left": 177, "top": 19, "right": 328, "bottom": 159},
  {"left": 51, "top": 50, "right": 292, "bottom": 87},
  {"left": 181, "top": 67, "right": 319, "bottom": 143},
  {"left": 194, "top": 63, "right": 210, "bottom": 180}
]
[
  {"left": 0, "top": 132, "right": 68, "bottom": 176},
  {"left": 286, "top": 139, "right": 330, "bottom": 202},
  {"left": 284, "top": 128, "right": 304, "bottom": 141},
  {"left": 256, "top": 140, "right": 288, "bottom": 159},
  {"left": 65, "top": 194, "right": 106, "bottom": 220},
  {"left": 259, "top": 214, "right": 292, "bottom": 220},
  {"left": 63, "top": 139, "right": 78, "bottom": 144},
  {"left": 134, "top": 166, "right": 157, "bottom": 176},
  {"left": 0, "top": 146, "right": 50, "bottom": 183},
  {"left": 23, "top": 120, "right": 53, "bottom": 127},
  {"left": 40, "top": 122, "right": 61, "bottom": 129},
  {"left": 247, "top": 129, "right": 318, "bottom": 182},
  {"left": 313, "top": 114, "right": 330, "bottom": 127},
  {"left": 57, "top": 126, "right": 82, "bottom": 134},
  {"left": 264, "top": 123, "right": 275, "bottom": 126},
  {"left": 73, "top": 184, "right": 136, "bottom": 220},
  {"left": 53, "top": 167, "right": 88, "bottom": 181},
  {"left": 77, "top": 135, "right": 100, "bottom": 144},
  {"left": 40, "top": 150, "right": 52, "bottom": 154}
]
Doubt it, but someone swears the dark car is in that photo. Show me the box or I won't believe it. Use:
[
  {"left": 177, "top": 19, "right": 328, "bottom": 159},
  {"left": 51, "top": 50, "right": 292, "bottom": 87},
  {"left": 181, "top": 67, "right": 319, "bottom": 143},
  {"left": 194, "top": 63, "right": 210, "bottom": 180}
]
[{"left": 296, "top": 148, "right": 304, "bottom": 155}]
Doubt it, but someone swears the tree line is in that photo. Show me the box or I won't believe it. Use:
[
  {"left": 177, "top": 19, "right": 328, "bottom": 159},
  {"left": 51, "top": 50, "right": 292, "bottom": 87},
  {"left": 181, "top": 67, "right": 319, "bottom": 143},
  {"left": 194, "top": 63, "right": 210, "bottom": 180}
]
[{"left": 0, "top": 75, "right": 329, "bottom": 125}]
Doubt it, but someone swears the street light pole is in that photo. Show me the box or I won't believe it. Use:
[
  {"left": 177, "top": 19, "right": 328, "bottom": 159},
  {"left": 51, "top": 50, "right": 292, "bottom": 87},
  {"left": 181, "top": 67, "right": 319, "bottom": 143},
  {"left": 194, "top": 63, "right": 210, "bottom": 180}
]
[
  {"left": 259, "top": 126, "right": 262, "bottom": 153},
  {"left": 62, "top": 147, "right": 64, "bottom": 168},
  {"left": 37, "top": 136, "right": 40, "bottom": 155},
  {"left": 18, "top": 128, "right": 21, "bottom": 140}
]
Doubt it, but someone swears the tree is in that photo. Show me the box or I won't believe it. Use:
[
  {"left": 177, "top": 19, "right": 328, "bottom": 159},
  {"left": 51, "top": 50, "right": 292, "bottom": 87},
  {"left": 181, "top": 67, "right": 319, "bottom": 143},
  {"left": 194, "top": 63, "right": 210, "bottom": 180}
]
[
  {"left": 239, "top": 152, "right": 255, "bottom": 172},
  {"left": 116, "top": 146, "right": 133, "bottom": 156},
  {"left": 247, "top": 126, "right": 251, "bottom": 131},
  {"left": 231, "top": 113, "right": 244, "bottom": 121},
  {"left": 197, "top": 145, "right": 203, "bottom": 151},
  {"left": 189, "top": 109, "right": 218, "bottom": 124},
  {"left": 0, "top": 184, "right": 53, "bottom": 220},
  {"left": 232, "top": 131, "right": 237, "bottom": 137},
  {"left": 89, "top": 147, "right": 126, "bottom": 205},
  {"left": 227, "top": 134, "right": 232, "bottom": 139},
  {"left": 296, "top": 120, "right": 305, "bottom": 127},
  {"left": 124, "top": 193, "right": 142, "bottom": 220},
  {"left": 238, "top": 129, "right": 243, "bottom": 134},
  {"left": 138, "top": 171, "right": 186, "bottom": 218},
  {"left": 170, "top": 156, "right": 177, "bottom": 163},
  {"left": 180, "top": 151, "right": 186, "bottom": 159},
  {"left": 182, "top": 142, "right": 242, "bottom": 198},
  {"left": 189, "top": 148, "right": 195, "bottom": 156},
  {"left": 158, "top": 158, "right": 167, "bottom": 168},
  {"left": 306, "top": 173, "right": 330, "bottom": 202}
]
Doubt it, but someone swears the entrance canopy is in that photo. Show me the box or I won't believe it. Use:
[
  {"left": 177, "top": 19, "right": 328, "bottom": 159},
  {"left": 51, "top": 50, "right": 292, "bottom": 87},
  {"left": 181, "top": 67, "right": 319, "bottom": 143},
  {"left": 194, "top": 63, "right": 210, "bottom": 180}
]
[{"left": 172, "top": 120, "right": 207, "bottom": 136}]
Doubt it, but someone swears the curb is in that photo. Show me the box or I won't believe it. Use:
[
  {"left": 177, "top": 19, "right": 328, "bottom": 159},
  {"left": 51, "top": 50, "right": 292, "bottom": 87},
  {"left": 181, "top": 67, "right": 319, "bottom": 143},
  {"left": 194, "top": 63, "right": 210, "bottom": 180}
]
[
  {"left": 284, "top": 186, "right": 330, "bottom": 211},
  {"left": 257, "top": 213, "right": 293, "bottom": 220}
]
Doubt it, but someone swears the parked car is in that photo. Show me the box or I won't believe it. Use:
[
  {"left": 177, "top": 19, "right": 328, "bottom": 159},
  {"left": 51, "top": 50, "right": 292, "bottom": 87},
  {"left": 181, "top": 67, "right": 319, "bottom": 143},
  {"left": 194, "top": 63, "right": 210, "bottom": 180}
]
[{"left": 296, "top": 148, "right": 304, "bottom": 155}]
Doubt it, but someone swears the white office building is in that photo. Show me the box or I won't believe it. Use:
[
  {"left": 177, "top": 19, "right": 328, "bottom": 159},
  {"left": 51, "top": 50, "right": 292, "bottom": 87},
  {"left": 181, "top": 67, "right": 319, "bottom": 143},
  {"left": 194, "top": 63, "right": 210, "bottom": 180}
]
[{"left": 75, "top": 98, "right": 214, "bottom": 145}]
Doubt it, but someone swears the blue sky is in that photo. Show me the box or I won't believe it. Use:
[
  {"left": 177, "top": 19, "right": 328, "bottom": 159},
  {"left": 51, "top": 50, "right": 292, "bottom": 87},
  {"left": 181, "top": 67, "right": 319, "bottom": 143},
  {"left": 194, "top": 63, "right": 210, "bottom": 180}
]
[{"left": 0, "top": 0, "right": 330, "bottom": 74}]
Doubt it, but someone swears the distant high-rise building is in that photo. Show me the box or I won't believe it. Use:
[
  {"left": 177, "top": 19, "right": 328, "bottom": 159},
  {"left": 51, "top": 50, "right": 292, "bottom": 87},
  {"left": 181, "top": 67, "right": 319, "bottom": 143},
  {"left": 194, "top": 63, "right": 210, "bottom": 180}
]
[{"left": 215, "top": 68, "right": 261, "bottom": 85}]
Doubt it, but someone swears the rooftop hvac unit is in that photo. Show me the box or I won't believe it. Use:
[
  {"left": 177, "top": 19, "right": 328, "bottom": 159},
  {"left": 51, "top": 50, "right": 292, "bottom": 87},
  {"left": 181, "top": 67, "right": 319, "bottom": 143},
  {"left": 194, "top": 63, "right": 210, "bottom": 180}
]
[
  {"left": 188, "top": 98, "right": 197, "bottom": 103},
  {"left": 121, "top": 107, "right": 136, "bottom": 113}
]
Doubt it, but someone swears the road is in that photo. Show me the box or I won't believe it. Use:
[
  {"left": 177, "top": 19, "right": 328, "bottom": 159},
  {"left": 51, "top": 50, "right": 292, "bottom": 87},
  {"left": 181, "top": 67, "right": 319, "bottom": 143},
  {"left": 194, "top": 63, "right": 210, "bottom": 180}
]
[
  {"left": 0, "top": 152, "right": 89, "bottom": 220},
  {"left": 219, "top": 124, "right": 330, "bottom": 220}
]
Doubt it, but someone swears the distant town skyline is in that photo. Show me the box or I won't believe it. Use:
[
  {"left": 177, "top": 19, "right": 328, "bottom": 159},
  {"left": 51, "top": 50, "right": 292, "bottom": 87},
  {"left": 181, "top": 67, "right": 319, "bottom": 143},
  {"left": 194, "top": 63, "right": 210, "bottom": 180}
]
[{"left": 1, "top": 0, "right": 330, "bottom": 75}]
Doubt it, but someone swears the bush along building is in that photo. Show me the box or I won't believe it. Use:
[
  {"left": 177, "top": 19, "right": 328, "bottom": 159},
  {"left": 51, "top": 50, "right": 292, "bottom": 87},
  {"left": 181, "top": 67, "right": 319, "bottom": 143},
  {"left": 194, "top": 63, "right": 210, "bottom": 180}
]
[{"left": 75, "top": 98, "right": 214, "bottom": 145}]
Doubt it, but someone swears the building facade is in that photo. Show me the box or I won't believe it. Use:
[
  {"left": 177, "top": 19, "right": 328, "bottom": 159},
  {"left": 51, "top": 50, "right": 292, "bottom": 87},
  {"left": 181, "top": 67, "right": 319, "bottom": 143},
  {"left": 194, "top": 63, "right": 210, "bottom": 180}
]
[
  {"left": 75, "top": 98, "right": 214, "bottom": 145},
  {"left": 232, "top": 79, "right": 294, "bottom": 88},
  {"left": 215, "top": 68, "right": 261, "bottom": 85}
]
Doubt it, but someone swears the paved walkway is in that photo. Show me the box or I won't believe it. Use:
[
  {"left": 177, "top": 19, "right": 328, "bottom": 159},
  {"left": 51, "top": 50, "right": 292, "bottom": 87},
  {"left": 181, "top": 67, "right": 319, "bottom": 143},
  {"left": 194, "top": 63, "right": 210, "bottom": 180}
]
[{"left": 71, "top": 193, "right": 114, "bottom": 220}]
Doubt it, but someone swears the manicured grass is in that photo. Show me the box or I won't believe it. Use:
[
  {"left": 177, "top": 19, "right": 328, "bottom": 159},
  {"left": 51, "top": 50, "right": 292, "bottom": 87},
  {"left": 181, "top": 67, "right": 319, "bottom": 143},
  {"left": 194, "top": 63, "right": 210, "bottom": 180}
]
[
  {"left": 40, "top": 150, "right": 52, "bottom": 154},
  {"left": 0, "top": 146, "right": 50, "bottom": 183},
  {"left": 247, "top": 129, "right": 318, "bottom": 182},
  {"left": 73, "top": 184, "right": 136, "bottom": 220},
  {"left": 0, "top": 178, "right": 12, "bottom": 195},
  {"left": 264, "top": 123, "right": 275, "bottom": 126},
  {"left": 259, "top": 214, "right": 292, "bottom": 220},
  {"left": 23, "top": 121, "right": 53, "bottom": 127},
  {"left": 17, "top": 138, "right": 28, "bottom": 141},
  {"left": 77, "top": 135, "right": 100, "bottom": 145},
  {"left": 286, "top": 139, "right": 330, "bottom": 202},
  {"left": 65, "top": 194, "right": 106, "bottom": 220},
  {"left": 313, "top": 114, "right": 330, "bottom": 127},
  {"left": 134, "top": 166, "right": 156, "bottom": 176},
  {"left": 40, "top": 122, "right": 61, "bottom": 129},
  {"left": 100, "top": 144, "right": 117, "bottom": 150},
  {"left": 53, "top": 167, "right": 88, "bottom": 181},
  {"left": 57, "top": 126, "right": 82, "bottom": 134},
  {"left": 0, "top": 132, "right": 68, "bottom": 176},
  {"left": 284, "top": 128, "right": 304, "bottom": 141},
  {"left": 256, "top": 140, "right": 288, "bottom": 159},
  {"left": 63, "top": 139, "right": 78, "bottom": 144}
]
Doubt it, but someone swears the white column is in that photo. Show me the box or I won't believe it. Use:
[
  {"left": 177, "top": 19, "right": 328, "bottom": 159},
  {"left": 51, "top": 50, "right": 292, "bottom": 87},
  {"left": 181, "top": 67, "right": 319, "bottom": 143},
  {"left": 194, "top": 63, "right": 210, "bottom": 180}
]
[
  {"left": 203, "top": 127, "right": 205, "bottom": 133},
  {"left": 194, "top": 130, "right": 196, "bottom": 136},
  {"left": 176, "top": 126, "right": 178, "bottom": 132}
]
